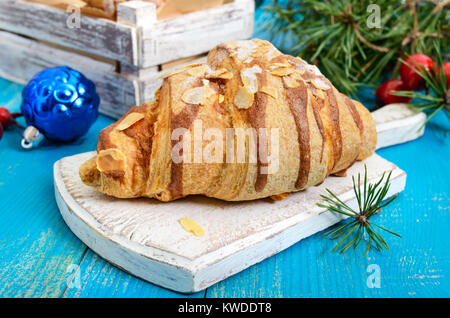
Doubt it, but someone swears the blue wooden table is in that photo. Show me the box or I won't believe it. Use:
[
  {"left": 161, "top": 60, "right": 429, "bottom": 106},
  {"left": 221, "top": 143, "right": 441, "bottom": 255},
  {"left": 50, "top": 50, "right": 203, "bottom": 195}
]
[{"left": 0, "top": 5, "right": 449, "bottom": 298}]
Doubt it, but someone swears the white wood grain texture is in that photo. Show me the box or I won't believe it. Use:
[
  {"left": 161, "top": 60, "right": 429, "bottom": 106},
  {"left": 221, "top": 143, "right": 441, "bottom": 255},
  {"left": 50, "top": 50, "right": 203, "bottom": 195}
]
[
  {"left": 1, "top": 0, "right": 253, "bottom": 67},
  {"left": 0, "top": 0, "right": 137, "bottom": 64},
  {"left": 54, "top": 153, "right": 406, "bottom": 293},
  {"left": 0, "top": 31, "right": 139, "bottom": 118},
  {"left": 139, "top": 0, "right": 254, "bottom": 67},
  {"left": 373, "top": 103, "right": 426, "bottom": 149},
  {"left": 117, "top": 1, "right": 157, "bottom": 26},
  {"left": 119, "top": 63, "right": 159, "bottom": 79}
]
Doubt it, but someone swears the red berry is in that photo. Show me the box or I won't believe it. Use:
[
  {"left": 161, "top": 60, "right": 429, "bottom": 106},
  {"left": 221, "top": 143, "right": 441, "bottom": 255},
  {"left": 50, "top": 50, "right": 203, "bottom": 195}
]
[
  {"left": 376, "top": 79, "right": 412, "bottom": 107},
  {"left": 0, "top": 107, "right": 22, "bottom": 129},
  {"left": 442, "top": 61, "right": 450, "bottom": 88},
  {"left": 400, "top": 54, "right": 437, "bottom": 91},
  {"left": 0, "top": 122, "right": 3, "bottom": 140},
  {"left": 0, "top": 107, "right": 12, "bottom": 128}
]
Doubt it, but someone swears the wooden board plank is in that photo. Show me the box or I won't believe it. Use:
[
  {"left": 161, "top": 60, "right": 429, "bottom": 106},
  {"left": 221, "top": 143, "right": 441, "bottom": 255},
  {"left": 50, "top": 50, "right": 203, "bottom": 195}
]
[
  {"left": 0, "top": 31, "right": 139, "bottom": 118},
  {"left": 0, "top": 0, "right": 137, "bottom": 64},
  {"left": 139, "top": 0, "right": 254, "bottom": 67},
  {"left": 54, "top": 152, "right": 405, "bottom": 293},
  {"left": 372, "top": 103, "right": 426, "bottom": 149}
]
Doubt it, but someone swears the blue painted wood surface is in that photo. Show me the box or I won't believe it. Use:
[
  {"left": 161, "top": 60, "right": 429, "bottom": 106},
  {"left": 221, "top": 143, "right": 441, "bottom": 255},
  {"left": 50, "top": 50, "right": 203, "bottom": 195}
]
[{"left": 0, "top": 2, "right": 449, "bottom": 297}]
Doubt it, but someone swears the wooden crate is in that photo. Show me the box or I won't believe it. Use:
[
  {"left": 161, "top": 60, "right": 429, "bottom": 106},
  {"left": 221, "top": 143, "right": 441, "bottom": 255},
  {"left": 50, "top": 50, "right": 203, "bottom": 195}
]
[{"left": 0, "top": 0, "right": 254, "bottom": 118}]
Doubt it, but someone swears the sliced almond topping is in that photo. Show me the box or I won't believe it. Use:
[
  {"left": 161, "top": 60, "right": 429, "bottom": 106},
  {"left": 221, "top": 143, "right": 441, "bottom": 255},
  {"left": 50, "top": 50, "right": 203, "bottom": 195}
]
[
  {"left": 240, "top": 66, "right": 262, "bottom": 94},
  {"left": 291, "top": 69, "right": 305, "bottom": 78},
  {"left": 311, "top": 78, "right": 331, "bottom": 90},
  {"left": 182, "top": 86, "right": 205, "bottom": 105},
  {"left": 203, "top": 84, "right": 217, "bottom": 105},
  {"left": 96, "top": 148, "right": 126, "bottom": 177},
  {"left": 259, "top": 86, "right": 278, "bottom": 99},
  {"left": 269, "top": 67, "right": 294, "bottom": 77},
  {"left": 270, "top": 192, "right": 291, "bottom": 201},
  {"left": 187, "top": 64, "right": 209, "bottom": 77},
  {"left": 234, "top": 85, "right": 254, "bottom": 109},
  {"left": 271, "top": 62, "right": 291, "bottom": 68},
  {"left": 206, "top": 68, "right": 233, "bottom": 80},
  {"left": 157, "top": 63, "right": 207, "bottom": 80},
  {"left": 179, "top": 217, "right": 205, "bottom": 237},
  {"left": 184, "top": 63, "right": 205, "bottom": 69},
  {"left": 116, "top": 112, "right": 145, "bottom": 131},
  {"left": 218, "top": 94, "right": 225, "bottom": 103},
  {"left": 282, "top": 75, "right": 300, "bottom": 88}
]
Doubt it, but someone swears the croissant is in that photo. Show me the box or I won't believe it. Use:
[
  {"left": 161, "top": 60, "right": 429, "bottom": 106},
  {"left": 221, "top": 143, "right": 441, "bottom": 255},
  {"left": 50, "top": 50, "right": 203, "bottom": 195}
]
[{"left": 79, "top": 39, "right": 377, "bottom": 201}]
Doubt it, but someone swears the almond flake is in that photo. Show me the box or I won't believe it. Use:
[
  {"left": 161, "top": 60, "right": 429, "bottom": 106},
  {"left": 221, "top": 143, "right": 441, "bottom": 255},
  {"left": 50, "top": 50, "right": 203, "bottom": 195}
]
[
  {"left": 292, "top": 69, "right": 305, "bottom": 78},
  {"left": 203, "top": 84, "right": 217, "bottom": 104},
  {"left": 179, "top": 217, "right": 205, "bottom": 237},
  {"left": 184, "top": 63, "right": 205, "bottom": 69},
  {"left": 311, "top": 78, "right": 331, "bottom": 90},
  {"left": 116, "top": 112, "right": 145, "bottom": 131},
  {"left": 304, "top": 64, "right": 323, "bottom": 76},
  {"left": 270, "top": 192, "right": 291, "bottom": 201},
  {"left": 96, "top": 148, "right": 126, "bottom": 176},
  {"left": 234, "top": 40, "right": 258, "bottom": 61},
  {"left": 206, "top": 68, "right": 233, "bottom": 80},
  {"left": 270, "top": 62, "right": 291, "bottom": 68},
  {"left": 187, "top": 65, "right": 209, "bottom": 77},
  {"left": 218, "top": 94, "right": 225, "bottom": 103},
  {"left": 269, "top": 67, "right": 294, "bottom": 77},
  {"left": 282, "top": 75, "right": 300, "bottom": 88},
  {"left": 240, "top": 66, "right": 262, "bottom": 94},
  {"left": 259, "top": 86, "right": 278, "bottom": 99},
  {"left": 234, "top": 85, "right": 254, "bottom": 109},
  {"left": 182, "top": 86, "right": 205, "bottom": 105}
]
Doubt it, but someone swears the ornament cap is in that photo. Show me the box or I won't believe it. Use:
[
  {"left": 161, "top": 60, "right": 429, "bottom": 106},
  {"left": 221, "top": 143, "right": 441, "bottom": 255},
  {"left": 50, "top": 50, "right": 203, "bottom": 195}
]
[{"left": 21, "top": 125, "right": 43, "bottom": 149}]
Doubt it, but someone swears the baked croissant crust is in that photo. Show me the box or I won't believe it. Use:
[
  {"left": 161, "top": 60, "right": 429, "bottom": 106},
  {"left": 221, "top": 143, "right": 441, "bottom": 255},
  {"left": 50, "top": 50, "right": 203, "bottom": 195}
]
[{"left": 79, "top": 39, "right": 377, "bottom": 201}]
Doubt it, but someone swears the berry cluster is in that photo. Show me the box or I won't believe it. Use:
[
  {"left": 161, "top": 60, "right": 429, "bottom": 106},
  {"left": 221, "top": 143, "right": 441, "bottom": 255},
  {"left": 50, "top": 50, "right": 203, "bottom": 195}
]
[{"left": 376, "top": 54, "right": 450, "bottom": 107}]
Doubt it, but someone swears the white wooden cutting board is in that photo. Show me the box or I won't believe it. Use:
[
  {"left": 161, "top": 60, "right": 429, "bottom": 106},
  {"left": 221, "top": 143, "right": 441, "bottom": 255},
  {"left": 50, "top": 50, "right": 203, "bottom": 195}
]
[{"left": 54, "top": 103, "right": 424, "bottom": 293}]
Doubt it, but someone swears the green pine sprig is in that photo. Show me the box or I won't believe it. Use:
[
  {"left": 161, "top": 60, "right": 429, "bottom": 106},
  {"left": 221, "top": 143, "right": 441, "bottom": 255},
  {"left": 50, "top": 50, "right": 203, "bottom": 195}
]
[
  {"left": 263, "top": 0, "right": 449, "bottom": 97},
  {"left": 317, "top": 166, "right": 401, "bottom": 256}
]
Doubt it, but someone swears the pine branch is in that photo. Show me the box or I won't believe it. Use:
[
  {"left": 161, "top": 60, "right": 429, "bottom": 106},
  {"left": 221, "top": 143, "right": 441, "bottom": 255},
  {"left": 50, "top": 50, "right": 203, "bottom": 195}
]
[
  {"left": 263, "top": 0, "right": 449, "bottom": 98},
  {"left": 317, "top": 165, "right": 401, "bottom": 256}
]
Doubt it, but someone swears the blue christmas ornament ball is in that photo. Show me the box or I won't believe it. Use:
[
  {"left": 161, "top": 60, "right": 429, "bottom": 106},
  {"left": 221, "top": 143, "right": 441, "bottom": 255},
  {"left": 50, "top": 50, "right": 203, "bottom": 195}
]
[{"left": 21, "top": 66, "right": 100, "bottom": 142}]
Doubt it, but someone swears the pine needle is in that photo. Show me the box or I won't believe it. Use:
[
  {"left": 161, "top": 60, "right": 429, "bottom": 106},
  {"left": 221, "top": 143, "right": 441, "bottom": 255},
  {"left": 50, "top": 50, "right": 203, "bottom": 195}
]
[{"left": 317, "top": 165, "right": 401, "bottom": 256}]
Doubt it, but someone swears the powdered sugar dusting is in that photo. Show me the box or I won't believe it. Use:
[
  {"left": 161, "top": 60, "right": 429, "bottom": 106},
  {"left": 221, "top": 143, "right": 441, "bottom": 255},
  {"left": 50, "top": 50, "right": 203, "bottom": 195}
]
[{"left": 233, "top": 40, "right": 258, "bottom": 61}]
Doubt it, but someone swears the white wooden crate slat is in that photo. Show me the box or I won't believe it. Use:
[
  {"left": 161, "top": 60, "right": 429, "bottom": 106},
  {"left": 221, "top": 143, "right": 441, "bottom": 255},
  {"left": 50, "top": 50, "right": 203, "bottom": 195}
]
[
  {"left": 0, "top": 0, "right": 254, "bottom": 68},
  {"left": 139, "top": 0, "right": 254, "bottom": 67},
  {"left": 0, "top": 31, "right": 139, "bottom": 118},
  {"left": 0, "top": 0, "right": 137, "bottom": 64}
]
